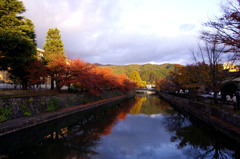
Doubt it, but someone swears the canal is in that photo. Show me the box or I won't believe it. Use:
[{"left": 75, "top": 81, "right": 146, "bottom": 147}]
[{"left": 0, "top": 94, "right": 240, "bottom": 159}]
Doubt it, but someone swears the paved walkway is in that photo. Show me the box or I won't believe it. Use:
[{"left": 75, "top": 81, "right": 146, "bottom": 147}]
[{"left": 199, "top": 97, "right": 240, "bottom": 112}]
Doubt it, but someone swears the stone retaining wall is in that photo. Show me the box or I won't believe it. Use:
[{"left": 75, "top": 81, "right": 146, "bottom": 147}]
[
  {"left": 0, "top": 91, "right": 125, "bottom": 121},
  {"left": 159, "top": 92, "right": 240, "bottom": 142},
  {"left": 0, "top": 93, "right": 134, "bottom": 137}
]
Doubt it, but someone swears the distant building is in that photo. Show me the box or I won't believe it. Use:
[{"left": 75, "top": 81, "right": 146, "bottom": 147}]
[
  {"left": 223, "top": 62, "right": 239, "bottom": 72},
  {"left": 221, "top": 62, "right": 240, "bottom": 98},
  {"left": 0, "top": 70, "right": 11, "bottom": 83},
  {"left": 146, "top": 84, "right": 155, "bottom": 89},
  {"left": 37, "top": 48, "right": 44, "bottom": 60}
]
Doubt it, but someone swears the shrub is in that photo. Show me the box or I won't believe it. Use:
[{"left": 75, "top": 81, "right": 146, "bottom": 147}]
[
  {"left": 80, "top": 98, "right": 87, "bottom": 104},
  {"left": 22, "top": 104, "right": 32, "bottom": 116},
  {"left": 40, "top": 101, "right": 45, "bottom": 106},
  {"left": 28, "top": 98, "right": 33, "bottom": 103},
  {"left": 0, "top": 105, "right": 12, "bottom": 122},
  {"left": 47, "top": 98, "right": 59, "bottom": 112}
]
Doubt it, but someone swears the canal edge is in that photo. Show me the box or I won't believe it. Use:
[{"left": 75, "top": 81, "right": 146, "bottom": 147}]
[
  {"left": 158, "top": 92, "right": 240, "bottom": 143},
  {"left": 0, "top": 93, "right": 135, "bottom": 137}
]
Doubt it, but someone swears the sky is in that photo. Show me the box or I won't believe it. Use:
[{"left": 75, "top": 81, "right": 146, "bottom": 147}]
[{"left": 21, "top": 0, "right": 222, "bottom": 65}]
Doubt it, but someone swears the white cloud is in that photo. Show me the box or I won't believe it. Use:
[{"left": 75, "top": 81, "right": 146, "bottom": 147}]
[
  {"left": 22, "top": 0, "right": 222, "bottom": 65},
  {"left": 93, "top": 115, "right": 186, "bottom": 159}
]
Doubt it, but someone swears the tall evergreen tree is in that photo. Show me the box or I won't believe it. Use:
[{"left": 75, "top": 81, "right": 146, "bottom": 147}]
[
  {"left": 43, "top": 28, "right": 65, "bottom": 62},
  {"left": 0, "top": 0, "right": 37, "bottom": 89},
  {"left": 43, "top": 28, "right": 65, "bottom": 90}
]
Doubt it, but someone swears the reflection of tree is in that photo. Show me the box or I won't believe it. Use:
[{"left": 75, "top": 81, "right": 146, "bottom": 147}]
[
  {"left": 164, "top": 112, "right": 187, "bottom": 132},
  {"left": 176, "top": 125, "right": 236, "bottom": 159},
  {"left": 164, "top": 114, "right": 239, "bottom": 159},
  {"left": 142, "top": 95, "right": 175, "bottom": 115},
  {"left": 131, "top": 95, "right": 174, "bottom": 115},
  {"left": 54, "top": 99, "right": 136, "bottom": 159},
  {"left": 130, "top": 96, "right": 146, "bottom": 114}
]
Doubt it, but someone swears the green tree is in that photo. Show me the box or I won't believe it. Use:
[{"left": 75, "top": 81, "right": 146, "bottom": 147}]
[
  {"left": 0, "top": 0, "right": 37, "bottom": 89},
  {"left": 102, "top": 63, "right": 175, "bottom": 84},
  {"left": 43, "top": 28, "right": 64, "bottom": 61},
  {"left": 130, "top": 71, "right": 143, "bottom": 88},
  {"left": 43, "top": 28, "right": 65, "bottom": 90}
]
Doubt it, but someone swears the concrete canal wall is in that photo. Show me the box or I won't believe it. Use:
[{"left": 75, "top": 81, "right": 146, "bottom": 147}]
[{"left": 159, "top": 92, "right": 240, "bottom": 142}]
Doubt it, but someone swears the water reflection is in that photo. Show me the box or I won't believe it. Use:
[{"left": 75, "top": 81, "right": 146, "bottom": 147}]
[
  {"left": 1, "top": 95, "right": 240, "bottom": 159},
  {"left": 2, "top": 98, "right": 137, "bottom": 159},
  {"left": 130, "top": 95, "right": 175, "bottom": 115},
  {"left": 91, "top": 95, "right": 239, "bottom": 159},
  {"left": 165, "top": 113, "right": 240, "bottom": 159}
]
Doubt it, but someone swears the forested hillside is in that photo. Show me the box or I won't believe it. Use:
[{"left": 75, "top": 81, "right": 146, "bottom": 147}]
[{"left": 100, "top": 63, "right": 177, "bottom": 84}]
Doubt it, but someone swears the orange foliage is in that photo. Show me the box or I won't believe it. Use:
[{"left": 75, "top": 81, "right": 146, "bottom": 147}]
[
  {"left": 160, "top": 63, "right": 209, "bottom": 92},
  {"left": 155, "top": 79, "right": 172, "bottom": 92},
  {"left": 26, "top": 57, "right": 135, "bottom": 95},
  {"left": 25, "top": 60, "right": 48, "bottom": 85}
]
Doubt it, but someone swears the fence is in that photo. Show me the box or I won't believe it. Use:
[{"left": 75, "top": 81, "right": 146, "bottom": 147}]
[{"left": 0, "top": 83, "right": 55, "bottom": 90}]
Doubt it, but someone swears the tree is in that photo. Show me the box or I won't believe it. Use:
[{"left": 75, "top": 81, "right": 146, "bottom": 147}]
[
  {"left": 168, "top": 65, "right": 185, "bottom": 92},
  {"left": 202, "top": 0, "right": 240, "bottom": 58},
  {"left": 25, "top": 60, "right": 48, "bottom": 86},
  {"left": 192, "top": 37, "right": 226, "bottom": 103},
  {"left": 156, "top": 79, "right": 172, "bottom": 92},
  {"left": 43, "top": 28, "right": 64, "bottom": 60},
  {"left": 43, "top": 27, "right": 65, "bottom": 89},
  {"left": 0, "top": 0, "right": 37, "bottom": 89},
  {"left": 129, "top": 71, "right": 143, "bottom": 88},
  {"left": 66, "top": 59, "right": 97, "bottom": 94},
  {"left": 45, "top": 58, "right": 135, "bottom": 95}
]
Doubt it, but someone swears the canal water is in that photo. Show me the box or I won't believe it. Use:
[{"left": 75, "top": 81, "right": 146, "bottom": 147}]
[{"left": 0, "top": 94, "right": 240, "bottom": 159}]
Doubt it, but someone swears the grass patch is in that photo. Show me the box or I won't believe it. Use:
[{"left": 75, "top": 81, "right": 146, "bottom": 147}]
[
  {"left": 0, "top": 105, "right": 12, "bottom": 123},
  {"left": 28, "top": 98, "right": 33, "bottom": 103},
  {"left": 47, "top": 98, "right": 59, "bottom": 112},
  {"left": 80, "top": 98, "right": 87, "bottom": 104},
  {"left": 35, "top": 108, "right": 40, "bottom": 114},
  {"left": 21, "top": 104, "right": 32, "bottom": 116},
  {"left": 40, "top": 101, "right": 45, "bottom": 106}
]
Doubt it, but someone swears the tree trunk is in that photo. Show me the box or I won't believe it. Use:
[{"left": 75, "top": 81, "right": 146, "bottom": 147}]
[
  {"left": 213, "top": 88, "right": 218, "bottom": 104},
  {"left": 22, "top": 79, "right": 28, "bottom": 90},
  {"left": 56, "top": 80, "right": 61, "bottom": 92},
  {"left": 51, "top": 75, "right": 54, "bottom": 90}
]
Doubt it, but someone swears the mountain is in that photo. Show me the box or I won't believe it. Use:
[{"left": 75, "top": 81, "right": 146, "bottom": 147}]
[{"left": 100, "top": 63, "right": 176, "bottom": 84}]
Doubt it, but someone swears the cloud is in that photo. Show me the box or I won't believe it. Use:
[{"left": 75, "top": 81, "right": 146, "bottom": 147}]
[
  {"left": 179, "top": 24, "right": 196, "bottom": 32},
  {"left": 79, "top": 33, "right": 197, "bottom": 65},
  {"left": 92, "top": 115, "right": 185, "bottom": 159},
  {"left": 21, "top": 0, "right": 221, "bottom": 65}
]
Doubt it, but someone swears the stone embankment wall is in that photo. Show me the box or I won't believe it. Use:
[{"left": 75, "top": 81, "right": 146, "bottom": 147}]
[
  {"left": 159, "top": 92, "right": 240, "bottom": 142},
  {"left": 0, "top": 93, "right": 134, "bottom": 137},
  {"left": 0, "top": 91, "right": 125, "bottom": 121}
]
